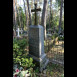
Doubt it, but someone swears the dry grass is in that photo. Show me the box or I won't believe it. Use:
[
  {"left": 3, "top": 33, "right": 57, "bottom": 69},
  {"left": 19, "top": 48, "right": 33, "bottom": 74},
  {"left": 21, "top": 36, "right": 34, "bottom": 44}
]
[
  {"left": 45, "top": 40, "right": 64, "bottom": 64},
  {"left": 34, "top": 63, "right": 64, "bottom": 77}
]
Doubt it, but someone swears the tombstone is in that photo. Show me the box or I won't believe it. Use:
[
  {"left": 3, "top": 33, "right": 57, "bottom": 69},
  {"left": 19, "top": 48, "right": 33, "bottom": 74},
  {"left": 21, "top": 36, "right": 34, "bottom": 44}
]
[
  {"left": 16, "top": 27, "right": 20, "bottom": 37},
  {"left": 29, "top": 3, "right": 49, "bottom": 72},
  {"left": 16, "top": 27, "right": 23, "bottom": 37}
]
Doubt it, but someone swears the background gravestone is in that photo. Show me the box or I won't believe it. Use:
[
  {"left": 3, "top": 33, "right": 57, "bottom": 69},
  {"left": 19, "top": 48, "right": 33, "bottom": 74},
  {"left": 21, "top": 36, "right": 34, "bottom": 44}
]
[{"left": 16, "top": 27, "right": 20, "bottom": 37}]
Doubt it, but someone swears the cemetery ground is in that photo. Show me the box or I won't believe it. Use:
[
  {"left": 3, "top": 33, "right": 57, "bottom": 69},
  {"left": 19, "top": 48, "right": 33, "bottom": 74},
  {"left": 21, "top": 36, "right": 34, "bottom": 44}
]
[{"left": 13, "top": 35, "right": 64, "bottom": 77}]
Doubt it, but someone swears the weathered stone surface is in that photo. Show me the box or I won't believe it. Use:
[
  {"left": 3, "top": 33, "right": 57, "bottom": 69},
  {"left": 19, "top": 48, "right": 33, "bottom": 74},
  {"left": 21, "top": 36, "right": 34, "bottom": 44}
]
[
  {"left": 29, "top": 25, "right": 44, "bottom": 57},
  {"left": 29, "top": 25, "right": 49, "bottom": 72}
]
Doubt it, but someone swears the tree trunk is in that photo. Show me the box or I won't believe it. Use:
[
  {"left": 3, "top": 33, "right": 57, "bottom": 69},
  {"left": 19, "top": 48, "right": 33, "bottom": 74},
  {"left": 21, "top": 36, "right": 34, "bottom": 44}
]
[
  {"left": 49, "top": 0, "right": 52, "bottom": 28},
  {"left": 13, "top": 0, "right": 17, "bottom": 31},
  {"left": 26, "top": 0, "right": 32, "bottom": 26},
  {"left": 17, "top": 6, "right": 20, "bottom": 28},
  {"left": 13, "top": 0, "right": 15, "bottom": 26},
  {"left": 58, "top": 0, "right": 63, "bottom": 34},
  {"left": 41, "top": 0, "right": 48, "bottom": 40},
  {"left": 23, "top": 0, "right": 28, "bottom": 30}
]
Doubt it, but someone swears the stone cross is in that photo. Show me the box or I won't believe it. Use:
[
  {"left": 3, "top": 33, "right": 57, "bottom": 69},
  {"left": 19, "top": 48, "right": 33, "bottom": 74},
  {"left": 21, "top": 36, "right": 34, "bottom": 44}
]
[
  {"left": 31, "top": 3, "right": 41, "bottom": 25},
  {"left": 16, "top": 27, "right": 20, "bottom": 37}
]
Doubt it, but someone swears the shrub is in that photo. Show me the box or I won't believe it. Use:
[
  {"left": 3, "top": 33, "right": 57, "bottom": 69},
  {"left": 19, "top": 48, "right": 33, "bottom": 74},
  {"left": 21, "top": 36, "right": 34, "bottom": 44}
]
[
  {"left": 21, "top": 57, "right": 35, "bottom": 69},
  {"left": 51, "top": 33, "right": 58, "bottom": 40},
  {"left": 13, "top": 38, "right": 35, "bottom": 70},
  {"left": 58, "top": 36, "right": 64, "bottom": 41}
]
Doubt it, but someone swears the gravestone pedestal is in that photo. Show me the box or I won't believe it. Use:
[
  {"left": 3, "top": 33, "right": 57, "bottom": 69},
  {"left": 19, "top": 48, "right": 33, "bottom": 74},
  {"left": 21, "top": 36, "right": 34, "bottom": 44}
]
[{"left": 29, "top": 25, "right": 49, "bottom": 72}]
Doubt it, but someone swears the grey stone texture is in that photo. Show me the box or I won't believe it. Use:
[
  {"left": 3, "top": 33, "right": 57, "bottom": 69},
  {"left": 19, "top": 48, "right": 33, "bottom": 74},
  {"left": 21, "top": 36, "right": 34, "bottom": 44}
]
[{"left": 29, "top": 25, "right": 49, "bottom": 72}]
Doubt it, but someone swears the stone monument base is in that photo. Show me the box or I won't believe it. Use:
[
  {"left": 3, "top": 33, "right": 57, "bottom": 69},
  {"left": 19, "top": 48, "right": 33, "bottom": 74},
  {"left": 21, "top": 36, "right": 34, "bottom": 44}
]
[{"left": 29, "top": 54, "right": 49, "bottom": 72}]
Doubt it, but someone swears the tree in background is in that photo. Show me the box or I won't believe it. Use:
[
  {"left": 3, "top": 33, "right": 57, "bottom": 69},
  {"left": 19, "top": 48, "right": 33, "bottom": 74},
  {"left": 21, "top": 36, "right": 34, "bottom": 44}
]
[
  {"left": 58, "top": 0, "right": 63, "bottom": 34},
  {"left": 13, "top": 0, "right": 17, "bottom": 31},
  {"left": 56, "top": 0, "right": 64, "bottom": 34},
  {"left": 16, "top": 6, "right": 26, "bottom": 30},
  {"left": 41, "top": 0, "right": 48, "bottom": 40},
  {"left": 23, "top": 0, "right": 29, "bottom": 30},
  {"left": 49, "top": 0, "right": 52, "bottom": 28},
  {"left": 26, "top": 0, "right": 32, "bottom": 25}
]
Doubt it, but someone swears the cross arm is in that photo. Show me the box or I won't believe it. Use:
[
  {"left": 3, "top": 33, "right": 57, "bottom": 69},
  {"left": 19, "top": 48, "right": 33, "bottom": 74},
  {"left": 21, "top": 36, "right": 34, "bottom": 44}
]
[
  {"left": 36, "top": 8, "right": 41, "bottom": 11},
  {"left": 31, "top": 8, "right": 41, "bottom": 12},
  {"left": 31, "top": 9, "right": 35, "bottom": 12}
]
